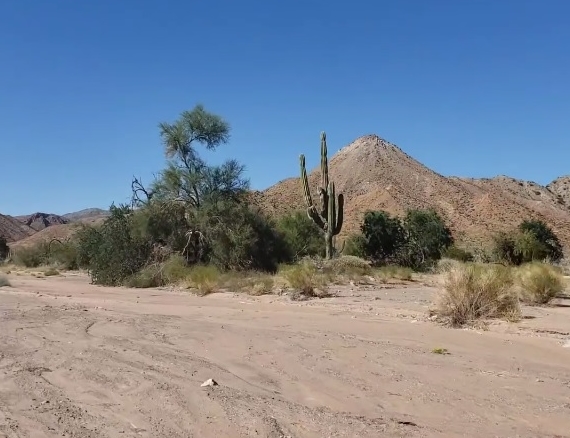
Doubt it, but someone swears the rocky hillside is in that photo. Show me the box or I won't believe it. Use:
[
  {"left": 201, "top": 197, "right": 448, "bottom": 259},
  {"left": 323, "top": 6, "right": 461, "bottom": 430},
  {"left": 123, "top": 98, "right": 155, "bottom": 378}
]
[
  {"left": 63, "top": 208, "right": 109, "bottom": 222},
  {"left": 15, "top": 212, "right": 70, "bottom": 232},
  {"left": 1, "top": 208, "right": 108, "bottom": 244},
  {"left": 254, "top": 135, "right": 570, "bottom": 248},
  {"left": 547, "top": 176, "right": 570, "bottom": 206},
  {"left": 0, "top": 214, "right": 34, "bottom": 242}
]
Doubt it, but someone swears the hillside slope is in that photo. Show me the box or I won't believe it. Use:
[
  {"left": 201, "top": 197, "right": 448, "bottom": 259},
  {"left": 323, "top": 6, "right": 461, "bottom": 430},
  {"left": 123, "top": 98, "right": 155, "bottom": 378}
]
[
  {"left": 0, "top": 214, "right": 34, "bottom": 242},
  {"left": 255, "top": 135, "right": 570, "bottom": 248}
]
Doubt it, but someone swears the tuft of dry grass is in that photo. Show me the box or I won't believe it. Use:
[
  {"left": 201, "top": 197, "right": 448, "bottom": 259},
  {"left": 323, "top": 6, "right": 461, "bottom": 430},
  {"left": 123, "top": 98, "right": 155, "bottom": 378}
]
[
  {"left": 186, "top": 265, "right": 221, "bottom": 296},
  {"left": 43, "top": 268, "right": 60, "bottom": 277},
  {"left": 280, "top": 262, "right": 330, "bottom": 300},
  {"left": 374, "top": 265, "right": 414, "bottom": 283},
  {"left": 220, "top": 271, "right": 275, "bottom": 296},
  {"left": 434, "top": 262, "right": 520, "bottom": 327},
  {"left": 515, "top": 262, "right": 565, "bottom": 305},
  {"left": 0, "top": 274, "right": 11, "bottom": 287}
]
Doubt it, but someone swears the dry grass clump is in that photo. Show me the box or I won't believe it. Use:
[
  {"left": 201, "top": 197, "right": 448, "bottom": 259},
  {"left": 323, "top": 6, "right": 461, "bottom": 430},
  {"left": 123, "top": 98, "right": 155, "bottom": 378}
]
[
  {"left": 435, "top": 262, "right": 520, "bottom": 327},
  {"left": 322, "top": 255, "right": 371, "bottom": 278},
  {"left": 280, "top": 262, "right": 331, "bottom": 300},
  {"left": 186, "top": 265, "right": 222, "bottom": 296},
  {"left": 220, "top": 271, "right": 275, "bottom": 296},
  {"left": 515, "top": 262, "right": 564, "bottom": 305},
  {"left": 43, "top": 268, "right": 60, "bottom": 277},
  {"left": 0, "top": 274, "right": 11, "bottom": 287},
  {"left": 435, "top": 257, "right": 463, "bottom": 274},
  {"left": 374, "top": 265, "right": 413, "bottom": 283}
]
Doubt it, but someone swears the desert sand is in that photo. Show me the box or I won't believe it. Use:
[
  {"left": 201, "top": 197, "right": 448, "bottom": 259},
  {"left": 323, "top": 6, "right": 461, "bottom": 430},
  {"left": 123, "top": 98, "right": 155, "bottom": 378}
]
[{"left": 1, "top": 273, "right": 569, "bottom": 437}]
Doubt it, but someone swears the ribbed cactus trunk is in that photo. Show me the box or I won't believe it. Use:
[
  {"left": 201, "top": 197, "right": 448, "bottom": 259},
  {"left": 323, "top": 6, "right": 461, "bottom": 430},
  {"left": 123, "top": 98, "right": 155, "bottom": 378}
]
[{"left": 300, "top": 132, "right": 344, "bottom": 259}]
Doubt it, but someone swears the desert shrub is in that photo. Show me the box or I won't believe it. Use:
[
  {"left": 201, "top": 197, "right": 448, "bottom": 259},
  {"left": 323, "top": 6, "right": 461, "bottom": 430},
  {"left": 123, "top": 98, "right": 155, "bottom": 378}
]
[
  {"left": 435, "top": 257, "right": 463, "bottom": 273},
  {"left": 220, "top": 271, "right": 275, "bottom": 296},
  {"left": 77, "top": 205, "right": 152, "bottom": 286},
  {"left": 515, "top": 262, "right": 564, "bottom": 305},
  {"left": 399, "top": 209, "right": 453, "bottom": 270},
  {"left": 0, "top": 274, "right": 10, "bottom": 287},
  {"left": 375, "top": 265, "right": 413, "bottom": 282},
  {"left": 276, "top": 211, "right": 324, "bottom": 259},
  {"left": 321, "top": 255, "right": 372, "bottom": 277},
  {"left": 12, "top": 244, "right": 47, "bottom": 268},
  {"left": 124, "top": 265, "right": 164, "bottom": 288},
  {"left": 519, "top": 219, "right": 563, "bottom": 263},
  {"left": 0, "top": 236, "right": 9, "bottom": 262},
  {"left": 280, "top": 262, "right": 329, "bottom": 300},
  {"left": 43, "top": 268, "right": 60, "bottom": 277},
  {"left": 46, "top": 240, "right": 80, "bottom": 270},
  {"left": 360, "top": 211, "right": 407, "bottom": 264},
  {"left": 342, "top": 233, "right": 367, "bottom": 258},
  {"left": 443, "top": 245, "right": 474, "bottom": 262},
  {"left": 186, "top": 265, "right": 221, "bottom": 295},
  {"left": 161, "top": 254, "right": 193, "bottom": 283},
  {"left": 435, "top": 263, "right": 520, "bottom": 326},
  {"left": 493, "top": 220, "right": 564, "bottom": 266},
  {"left": 196, "top": 200, "right": 289, "bottom": 272}
]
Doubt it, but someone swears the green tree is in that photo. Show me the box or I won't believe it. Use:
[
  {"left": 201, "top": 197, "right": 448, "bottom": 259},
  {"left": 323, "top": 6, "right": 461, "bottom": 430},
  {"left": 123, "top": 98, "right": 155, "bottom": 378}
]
[
  {"left": 150, "top": 104, "right": 248, "bottom": 207},
  {"left": 360, "top": 211, "right": 406, "bottom": 264},
  {"left": 77, "top": 204, "right": 152, "bottom": 285},
  {"left": 400, "top": 209, "right": 454, "bottom": 269},
  {"left": 276, "top": 211, "right": 324, "bottom": 260},
  {"left": 518, "top": 219, "right": 563, "bottom": 262},
  {"left": 194, "top": 200, "right": 289, "bottom": 272},
  {"left": 0, "top": 236, "right": 9, "bottom": 262}
]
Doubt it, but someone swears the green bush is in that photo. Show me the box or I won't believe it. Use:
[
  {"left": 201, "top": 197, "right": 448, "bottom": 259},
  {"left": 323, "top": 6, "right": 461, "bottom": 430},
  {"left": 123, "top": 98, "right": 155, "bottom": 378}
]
[
  {"left": 276, "top": 211, "right": 324, "bottom": 259},
  {"left": 342, "top": 233, "right": 367, "bottom": 258},
  {"left": 77, "top": 205, "right": 152, "bottom": 286},
  {"left": 0, "top": 236, "right": 9, "bottom": 262}
]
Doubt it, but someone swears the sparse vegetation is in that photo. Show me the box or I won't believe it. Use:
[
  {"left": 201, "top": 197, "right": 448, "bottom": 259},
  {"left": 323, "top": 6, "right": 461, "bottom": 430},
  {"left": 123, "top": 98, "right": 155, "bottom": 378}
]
[
  {"left": 44, "top": 268, "right": 60, "bottom": 277},
  {"left": 0, "top": 236, "right": 9, "bottom": 262},
  {"left": 515, "top": 262, "right": 564, "bottom": 305},
  {"left": 432, "top": 347, "right": 450, "bottom": 355},
  {"left": 435, "top": 262, "right": 520, "bottom": 327}
]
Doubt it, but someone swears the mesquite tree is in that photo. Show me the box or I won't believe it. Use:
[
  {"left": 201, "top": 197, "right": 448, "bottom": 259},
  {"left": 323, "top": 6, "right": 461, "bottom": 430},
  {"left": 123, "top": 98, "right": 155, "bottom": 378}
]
[{"left": 299, "top": 132, "right": 344, "bottom": 259}]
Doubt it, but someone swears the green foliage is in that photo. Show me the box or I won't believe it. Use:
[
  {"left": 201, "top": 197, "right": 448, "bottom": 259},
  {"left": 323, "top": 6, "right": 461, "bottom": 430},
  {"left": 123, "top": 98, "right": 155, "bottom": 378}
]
[
  {"left": 77, "top": 204, "right": 152, "bottom": 286},
  {"left": 518, "top": 219, "right": 563, "bottom": 263},
  {"left": 400, "top": 209, "right": 453, "bottom": 269},
  {"left": 342, "top": 233, "right": 367, "bottom": 258},
  {"left": 299, "top": 132, "right": 344, "bottom": 259},
  {"left": 492, "top": 219, "right": 563, "bottom": 266},
  {"left": 276, "top": 211, "right": 324, "bottom": 260},
  {"left": 195, "top": 199, "right": 289, "bottom": 272},
  {"left": 12, "top": 245, "right": 46, "bottom": 268},
  {"left": 0, "top": 236, "right": 9, "bottom": 262},
  {"left": 151, "top": 104, "right": 248, "bottom": 208},
  {"left": 360, "top": 210, "right": 407, "bottom": 264}
]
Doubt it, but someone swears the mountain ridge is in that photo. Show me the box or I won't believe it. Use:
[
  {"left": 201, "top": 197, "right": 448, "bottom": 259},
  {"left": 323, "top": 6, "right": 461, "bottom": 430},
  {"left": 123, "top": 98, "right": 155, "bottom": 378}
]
[{"left": 255, "top": 134, "right": 570, "bottom": 248}]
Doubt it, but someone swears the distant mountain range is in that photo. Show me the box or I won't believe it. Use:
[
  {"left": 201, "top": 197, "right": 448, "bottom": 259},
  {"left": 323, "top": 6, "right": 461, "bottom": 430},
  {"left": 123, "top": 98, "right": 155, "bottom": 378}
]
[{"left": 1, "top": 208, "right": 109, "bottom": 245}]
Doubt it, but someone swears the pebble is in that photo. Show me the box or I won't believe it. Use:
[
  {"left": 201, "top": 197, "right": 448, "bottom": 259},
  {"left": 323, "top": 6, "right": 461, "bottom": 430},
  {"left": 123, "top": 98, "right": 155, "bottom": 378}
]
[{"left": 201, "top": 378, "right": 218, "bottom": 387}]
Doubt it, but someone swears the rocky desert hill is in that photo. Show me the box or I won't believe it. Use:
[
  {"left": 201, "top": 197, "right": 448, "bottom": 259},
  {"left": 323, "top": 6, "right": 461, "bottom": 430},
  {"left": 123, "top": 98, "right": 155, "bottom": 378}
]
[
  {"left": 254, "top": 135, "right": 570, "bottom": 248},
  {"left": 1, "top": 208, "right": 109, "bottom": 246}
]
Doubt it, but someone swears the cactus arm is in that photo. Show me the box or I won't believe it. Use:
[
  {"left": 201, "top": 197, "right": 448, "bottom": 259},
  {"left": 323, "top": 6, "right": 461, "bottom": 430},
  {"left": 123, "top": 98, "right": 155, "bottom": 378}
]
[
  {"left": 328, "top": 182, "right": 336, "bottom": 234},
  {"left": 333, "top": 193, "right": 344, "bottom": 235},
  {"left": 300, "top": 155, "right": 314, "bottom": 207},
  {"left": 301, "top": 154, "right": 326, "bottom": 229}
]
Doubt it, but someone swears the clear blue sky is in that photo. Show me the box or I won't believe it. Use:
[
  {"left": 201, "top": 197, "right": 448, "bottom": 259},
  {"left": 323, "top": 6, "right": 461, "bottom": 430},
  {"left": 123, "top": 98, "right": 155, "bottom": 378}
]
[{"left": 1, "top": 0, "right": 569, "bottom": 215}]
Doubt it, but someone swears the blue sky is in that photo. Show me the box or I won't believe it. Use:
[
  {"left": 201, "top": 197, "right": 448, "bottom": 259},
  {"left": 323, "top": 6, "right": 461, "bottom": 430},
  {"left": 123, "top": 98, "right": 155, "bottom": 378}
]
[{"left": 1, "top": 0, "right": 569, "bottom": 215}]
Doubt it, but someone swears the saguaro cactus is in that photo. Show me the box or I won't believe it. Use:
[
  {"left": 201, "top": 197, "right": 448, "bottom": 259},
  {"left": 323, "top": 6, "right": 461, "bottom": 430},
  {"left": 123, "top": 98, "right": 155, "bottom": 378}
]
[{"left": 299, "top": 131, "right": 344, "bottom": 259}]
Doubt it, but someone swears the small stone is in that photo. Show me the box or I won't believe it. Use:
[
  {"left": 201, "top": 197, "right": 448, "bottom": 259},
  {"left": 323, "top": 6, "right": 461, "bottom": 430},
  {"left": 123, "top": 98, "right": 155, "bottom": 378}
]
[{"left": 201, "top": 378, "right": 218, "bottom": 387}]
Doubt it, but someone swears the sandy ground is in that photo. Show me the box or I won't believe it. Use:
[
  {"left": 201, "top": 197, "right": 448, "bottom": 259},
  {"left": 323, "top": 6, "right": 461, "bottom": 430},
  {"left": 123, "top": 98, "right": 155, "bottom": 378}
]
[{"left": 0, "top": 273, "right": 569, "bottom": 438}]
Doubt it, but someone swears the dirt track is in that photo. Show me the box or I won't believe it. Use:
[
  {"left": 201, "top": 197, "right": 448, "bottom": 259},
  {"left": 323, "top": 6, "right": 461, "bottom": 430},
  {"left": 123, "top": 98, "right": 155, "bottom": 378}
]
[{"left": 0, "top": 273, "right": 569, "bottom": 437}]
